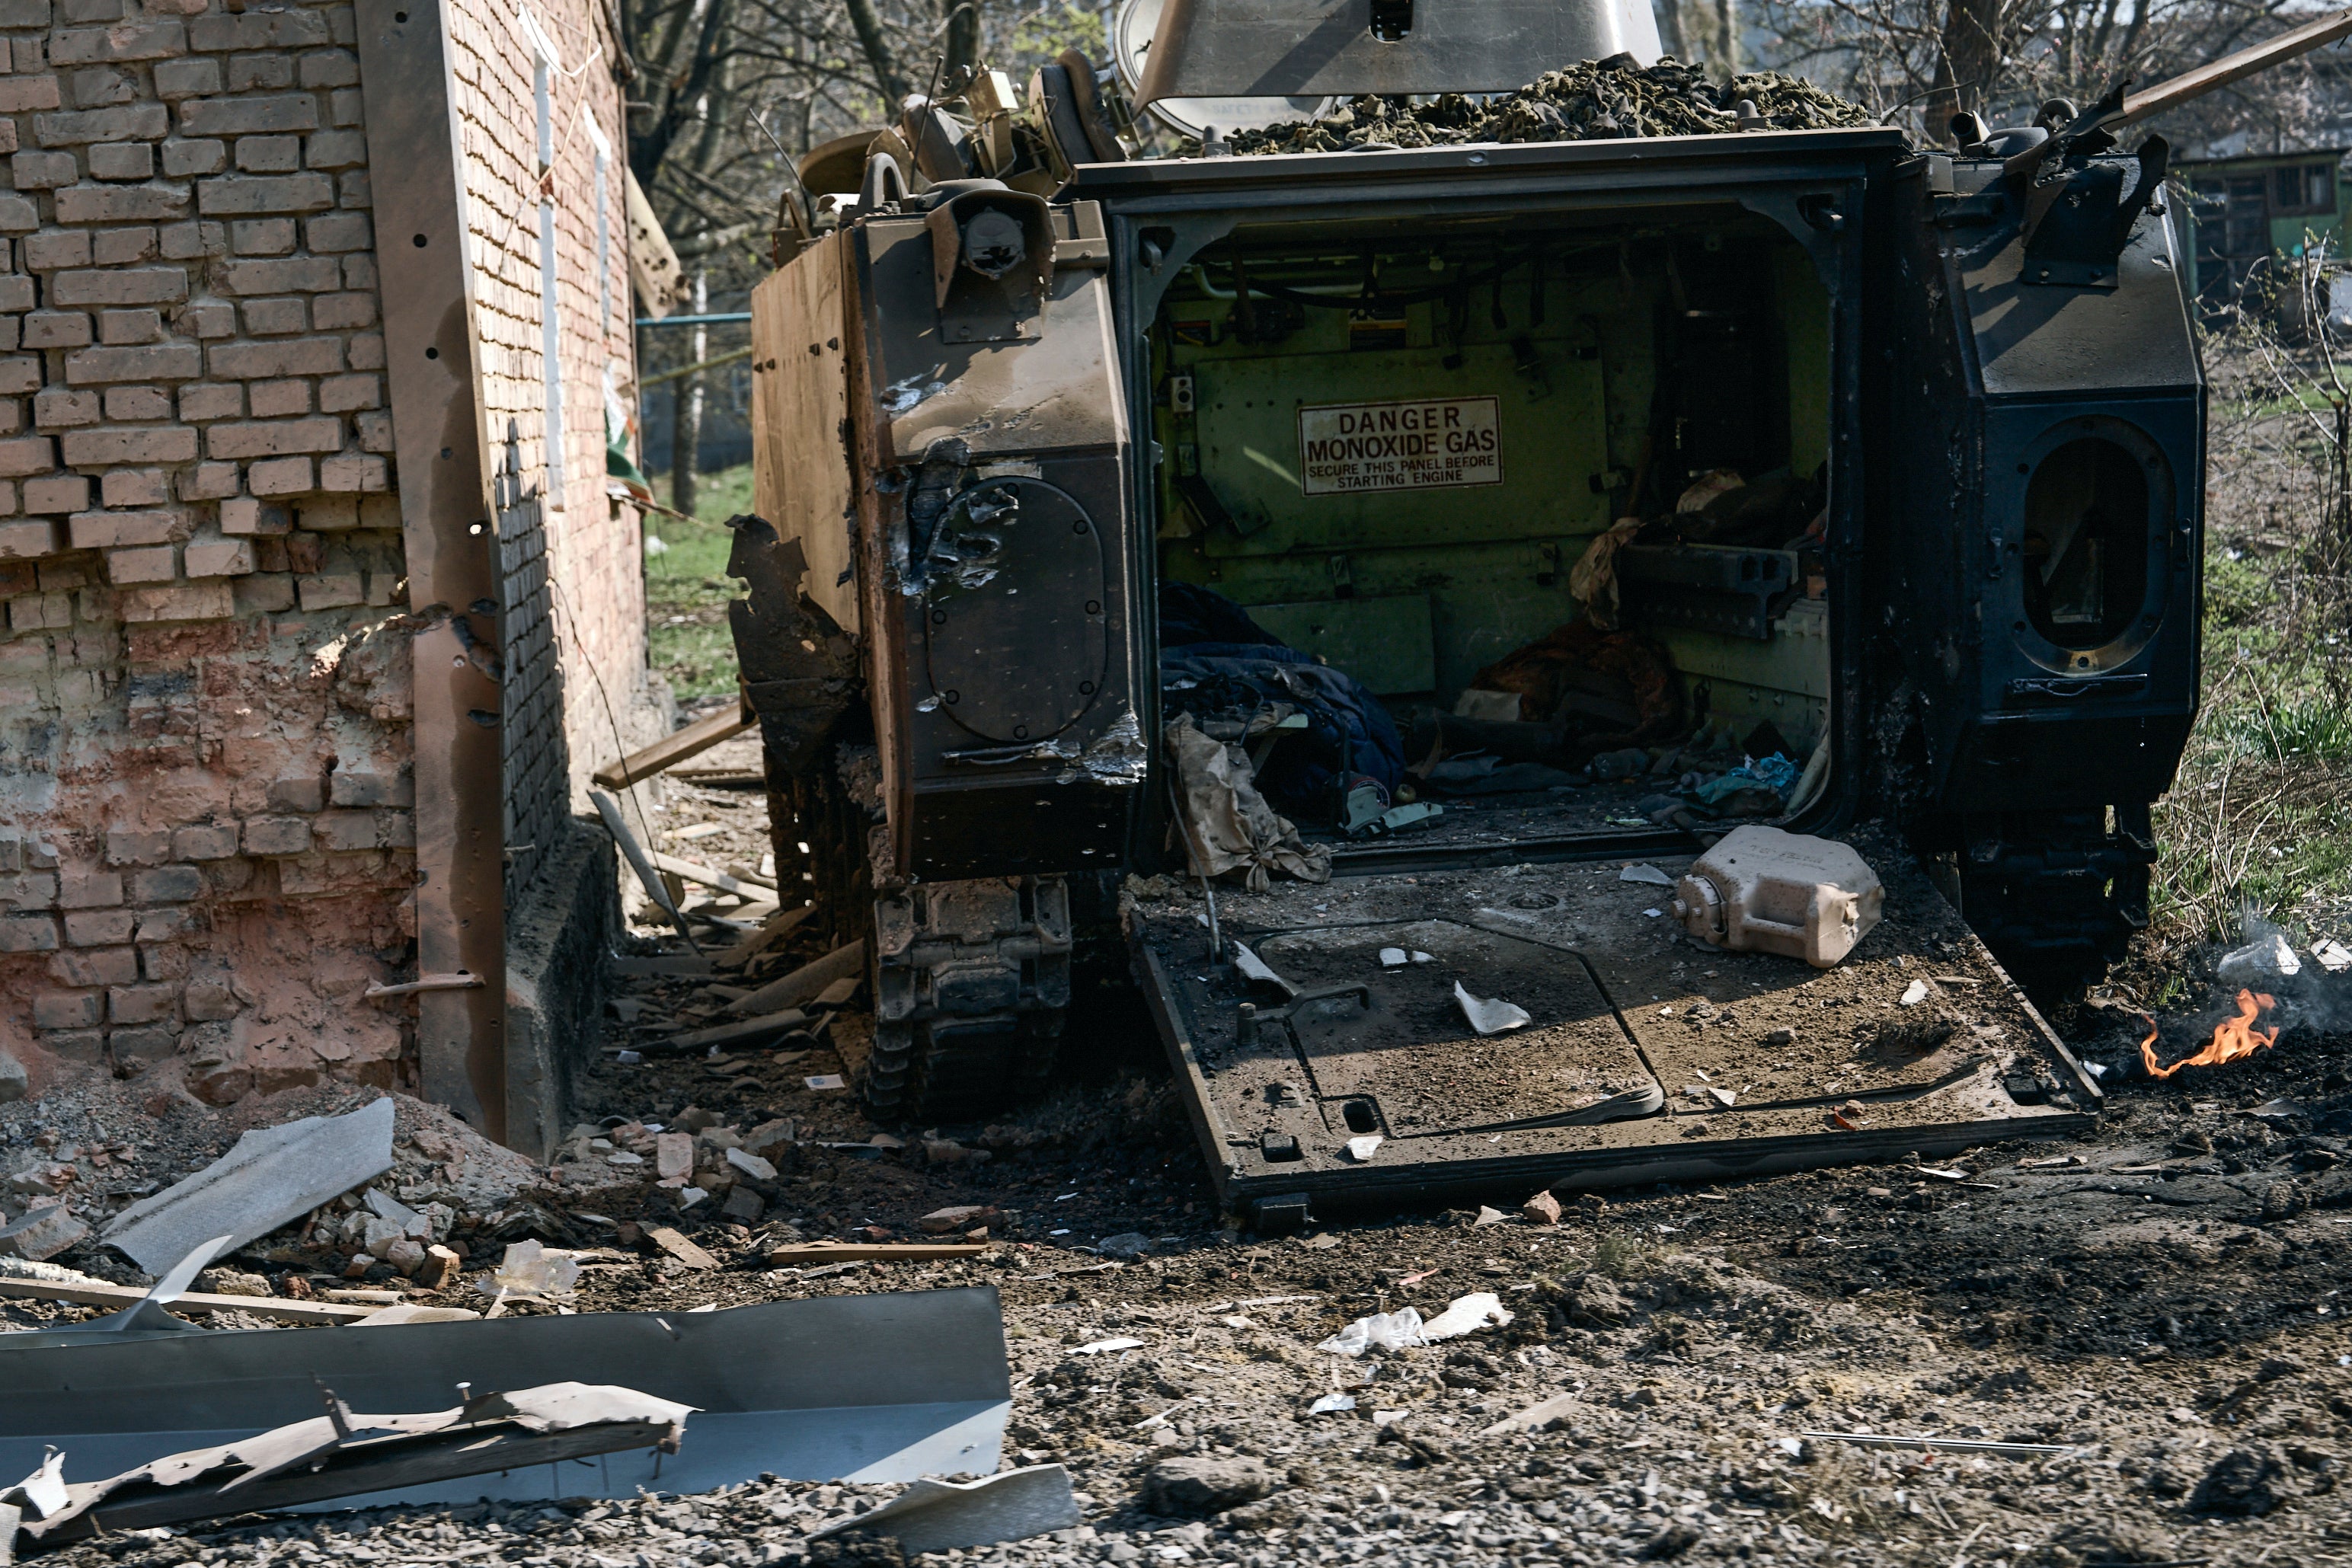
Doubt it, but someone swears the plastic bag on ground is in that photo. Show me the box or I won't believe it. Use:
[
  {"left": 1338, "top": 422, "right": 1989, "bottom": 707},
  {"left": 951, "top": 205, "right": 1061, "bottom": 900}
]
[
  {"left": 474, "top": 1239, "right": 578, "bottom": 1302},
  {"left": 1421, "top": 1292, "right": 1514, "bottom": 1341},
  {"left": 1316, "top": 1292, "right": 1513, "bottom": 1356},
  {"left": 1317, "top": 1308, "right": 1426, "bottom": 1356}
]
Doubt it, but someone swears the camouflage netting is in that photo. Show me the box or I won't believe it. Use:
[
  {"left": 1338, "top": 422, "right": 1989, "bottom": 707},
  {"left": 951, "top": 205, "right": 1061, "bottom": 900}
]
[{"left": 1220, "top": 56, "right": 1881, "bottom": 155}]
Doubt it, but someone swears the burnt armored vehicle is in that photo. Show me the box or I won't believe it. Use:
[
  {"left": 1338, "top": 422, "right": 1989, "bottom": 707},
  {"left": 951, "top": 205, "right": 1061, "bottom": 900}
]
[{"left": 727, "top": 2, "right": 2344, "bottom": 1219}]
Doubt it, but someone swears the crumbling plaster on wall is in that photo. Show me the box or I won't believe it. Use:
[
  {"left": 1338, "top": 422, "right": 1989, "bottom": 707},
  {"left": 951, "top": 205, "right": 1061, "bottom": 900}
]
[{"left": 0, "top": 0, "right": 646, "bottom": 1119}]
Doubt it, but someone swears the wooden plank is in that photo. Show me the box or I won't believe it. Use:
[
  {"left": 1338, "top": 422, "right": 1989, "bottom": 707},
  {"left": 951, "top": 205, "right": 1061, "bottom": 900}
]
[
  {"left": 647, "top": 1226, "right": 719, "bottom": 1269},
  {"left": 647, "top": 1008, "right": 810, "bottom": 1052},
  {"left": 750, "top": 235, "right": 859, "bottom": 634},
  {"left": 715, "top": 903, "right": 814, "bottom": 969},
  {"left": 609, "top": 953, "right": 715, "bottom": 977},
  {"left": 765, "top": 1241, "right": 992, "bottom": 1265},
  {"left": 729, "top": 940, "right": 865, "bottom": 1017},
  {"left": 592, "top": 708, "right": 756, "bottom": 791},
  {"left": 591, "top": 790, "right": 699, "bottom": 942},
  {"left": 2124, "top": 10, "right": 2352, "bottom": 125},
  {"left": 650, "top": 850, "right": 777, "bottom": 896},
  {"left": 0, "top": 1277, "right": 380, "bottom": 1325}
]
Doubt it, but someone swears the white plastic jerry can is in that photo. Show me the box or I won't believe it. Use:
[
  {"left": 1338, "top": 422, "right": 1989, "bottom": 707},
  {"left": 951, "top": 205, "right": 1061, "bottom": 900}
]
[{"left": 1669, "top": 825, "right": 1884, "bottom": 968}]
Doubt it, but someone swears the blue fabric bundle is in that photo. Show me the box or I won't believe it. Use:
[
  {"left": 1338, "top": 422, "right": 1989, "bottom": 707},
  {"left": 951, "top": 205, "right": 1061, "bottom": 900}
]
[{"left": 1159, "top": 583, "right": 1405, "bottom": 813}]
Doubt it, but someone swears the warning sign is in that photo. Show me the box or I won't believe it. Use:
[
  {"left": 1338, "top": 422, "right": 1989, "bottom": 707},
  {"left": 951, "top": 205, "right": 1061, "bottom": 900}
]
[{"left": 1297, "top": 396, "right": 1502, "bottom": 496}]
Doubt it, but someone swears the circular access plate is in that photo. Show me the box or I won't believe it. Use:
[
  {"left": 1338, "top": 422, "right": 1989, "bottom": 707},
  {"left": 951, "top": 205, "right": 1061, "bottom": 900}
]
[{"left": 922, "top": 477, "right": 1110, "bottom": 746}]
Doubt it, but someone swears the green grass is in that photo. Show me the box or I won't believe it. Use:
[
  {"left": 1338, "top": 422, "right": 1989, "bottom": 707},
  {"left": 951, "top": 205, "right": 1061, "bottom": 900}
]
[
  {"left": 644, "top": 462, "right": 756, "bottom": 702},
  {"left": 2134, "top": 353, "right": 2352, "bottom": 956}
]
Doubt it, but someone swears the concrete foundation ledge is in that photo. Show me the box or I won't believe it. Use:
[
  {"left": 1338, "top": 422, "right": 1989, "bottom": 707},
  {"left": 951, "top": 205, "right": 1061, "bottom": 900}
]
[{"left": 503, "top": 817, "right": 616, "bottom": 1160}]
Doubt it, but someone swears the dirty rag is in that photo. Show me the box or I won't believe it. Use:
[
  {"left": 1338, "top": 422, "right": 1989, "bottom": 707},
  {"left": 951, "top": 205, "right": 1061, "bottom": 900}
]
[
  {"left": 1470, "top": 620, "right": 1682, "bottom": 751},
  {"left": 1165, "top": 716, "right": 1331, "bottom": 892},
  {"left": 1567, "top": 516, "right": 1645, "bottom": 629}
]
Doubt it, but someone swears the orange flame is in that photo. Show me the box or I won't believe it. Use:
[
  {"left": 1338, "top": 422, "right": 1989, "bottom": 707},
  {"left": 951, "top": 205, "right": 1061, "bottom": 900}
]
[{"left": 2139, "top": 989, "right": 2280, "bottom": 1079}]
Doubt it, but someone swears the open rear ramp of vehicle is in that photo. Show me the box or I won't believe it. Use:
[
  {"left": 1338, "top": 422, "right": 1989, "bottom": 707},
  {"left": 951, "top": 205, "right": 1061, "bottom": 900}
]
[{"left": 1129, "top": 835, "right": 2100, "bottom": 1224}]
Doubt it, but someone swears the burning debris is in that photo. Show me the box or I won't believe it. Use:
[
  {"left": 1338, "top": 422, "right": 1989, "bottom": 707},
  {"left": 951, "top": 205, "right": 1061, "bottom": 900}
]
[{"left": 2139, "top": 990, "right": 2284, "bottom": 1081}]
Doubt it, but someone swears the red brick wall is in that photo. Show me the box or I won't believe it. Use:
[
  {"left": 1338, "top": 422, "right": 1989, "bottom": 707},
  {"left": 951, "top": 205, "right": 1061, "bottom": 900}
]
[
  {"left": 0, "top": 0, "right": 647, "bottom": 1108},
  {"left": 446, "top": 0, "right": 645, "bottom": 832}
]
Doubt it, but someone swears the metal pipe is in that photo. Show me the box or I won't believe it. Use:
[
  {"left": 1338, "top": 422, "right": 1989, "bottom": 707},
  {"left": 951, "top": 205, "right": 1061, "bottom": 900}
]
[
  {"left": 635, "top": 312, "right": 753, "bottom": 327},
  {"left": 642, "top": 344, "right": 753, "bottom": 387}
]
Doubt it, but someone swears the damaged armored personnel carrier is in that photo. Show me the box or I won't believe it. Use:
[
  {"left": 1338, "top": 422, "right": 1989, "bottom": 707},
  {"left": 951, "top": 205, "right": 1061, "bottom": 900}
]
[{"left": 727, "top": 0, "right": 2308, "bottom": 1222}]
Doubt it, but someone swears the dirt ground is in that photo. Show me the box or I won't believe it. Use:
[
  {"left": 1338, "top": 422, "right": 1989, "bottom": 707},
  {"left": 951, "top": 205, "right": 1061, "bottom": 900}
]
[{"left": 19, "top": 856, "right": 2352, "bottom": 1568}]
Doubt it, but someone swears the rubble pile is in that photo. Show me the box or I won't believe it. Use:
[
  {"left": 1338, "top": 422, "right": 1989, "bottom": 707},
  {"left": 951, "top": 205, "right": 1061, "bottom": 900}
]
[
  {"left": 3, "top": 883, "right": 2350, "bottom": 1563},
  {"left": 1226, "top": 57, "right": 1881, "bottom": 156}
]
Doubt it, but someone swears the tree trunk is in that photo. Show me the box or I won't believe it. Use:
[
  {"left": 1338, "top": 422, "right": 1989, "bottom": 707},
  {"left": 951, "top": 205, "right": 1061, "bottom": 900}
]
[
  {"left": 1709, "top": 0, "right": 1740, "bottom": 82},
  {"left": 845, "top": 0, "right": 909, "bottom": 104},
  {"left": 1660, "top": 0, "right": 1687, "bottom": 61},
  {"left": 671, "top": 271, "right": 706, "bottom": 516},
  {"left": 1938, "top": 0, "right": 2005, "bottom": 125}
]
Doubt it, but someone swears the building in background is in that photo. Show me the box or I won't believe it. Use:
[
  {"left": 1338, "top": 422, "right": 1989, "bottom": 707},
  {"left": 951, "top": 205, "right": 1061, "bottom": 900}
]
[
  {"left": 2180, "top": 146, "right": 2348, "bottom": 312},
  {"left": 0, "top": 0, "right": 661, "bottom": 1154}
]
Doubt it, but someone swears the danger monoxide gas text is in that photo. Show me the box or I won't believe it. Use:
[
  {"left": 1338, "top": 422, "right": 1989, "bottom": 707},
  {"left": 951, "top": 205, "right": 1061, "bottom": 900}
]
[{"left": 1297, "top": 397, "right": 1503, "bottom": 495}]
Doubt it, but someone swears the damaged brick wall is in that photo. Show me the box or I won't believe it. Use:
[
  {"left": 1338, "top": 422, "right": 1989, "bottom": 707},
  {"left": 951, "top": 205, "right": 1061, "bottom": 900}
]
[
  {"left": 444, "top": 0, "right": 645, "bottom": 911},
  {"left": 0, "top": 0, "right": 647, "bottom": 1114}
]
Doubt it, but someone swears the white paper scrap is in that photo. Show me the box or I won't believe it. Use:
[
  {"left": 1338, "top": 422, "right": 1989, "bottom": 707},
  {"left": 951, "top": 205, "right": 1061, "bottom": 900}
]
[{"left": 1455, "top": 982, "right": 1532, "bottom": 1035}]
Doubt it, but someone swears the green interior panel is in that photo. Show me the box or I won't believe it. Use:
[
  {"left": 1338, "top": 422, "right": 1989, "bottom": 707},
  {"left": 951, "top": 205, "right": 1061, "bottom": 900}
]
[
  {"left": 1654, "top": 599, "right": 1830, "bottom": 752},
  {"left": 1776, "top": 246, "right": 1832, "bottom": 478},
  {"left": 1186, "top": 334, "right": 1609, "bottom": 554},
  {"left": 1153, "top": 220, "right": 1837, "bottom": 754},
  {"left": 1185, "top": 538, "right": 1586, "bottom": 699},
  {"left": 1245, "top": 593, "right": 1437, "bottom": 695}
]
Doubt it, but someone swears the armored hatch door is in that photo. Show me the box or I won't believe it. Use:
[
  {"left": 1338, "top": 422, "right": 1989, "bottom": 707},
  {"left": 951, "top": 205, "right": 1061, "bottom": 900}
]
[
  {"left": 848, "top": 198, "right": 1145, "bottom": 882},
  {"left": 750, "top": 229, "right": 859, "bottom": 638},
  {"left": 1129, "top": 836, "right": 2103, "bottom": 1221}
]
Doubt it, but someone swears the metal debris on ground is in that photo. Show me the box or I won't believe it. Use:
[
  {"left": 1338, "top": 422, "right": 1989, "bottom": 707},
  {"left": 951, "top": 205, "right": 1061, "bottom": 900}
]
[
  {"left": 1225, "top": 57, "right": 1878, "bottom": 156},
  {"left": 101, "top": 1100, "right": 396, "bottom": 1276},
  {"left": 11, "top": 1382, "right": 692, "bottom": 1552},
  {"left": 0, "top": 1292, "right": 1013, "bottom": 1496},
  {"left": 1229, "top": 942, "right": 1298, "bottom": 997},
  {"left": 803, "top": 1464, "right": 1080, "bottom": 1557},
  {"left": 1800, "top": 1429, "right": 2075, "bottom": 1458}
]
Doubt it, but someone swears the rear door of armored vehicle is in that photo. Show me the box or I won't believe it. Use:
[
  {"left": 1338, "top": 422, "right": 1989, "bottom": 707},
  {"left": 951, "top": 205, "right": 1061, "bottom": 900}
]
[{"left": 1070, "top": 133, "right": 2108, "bottom": 1222}]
